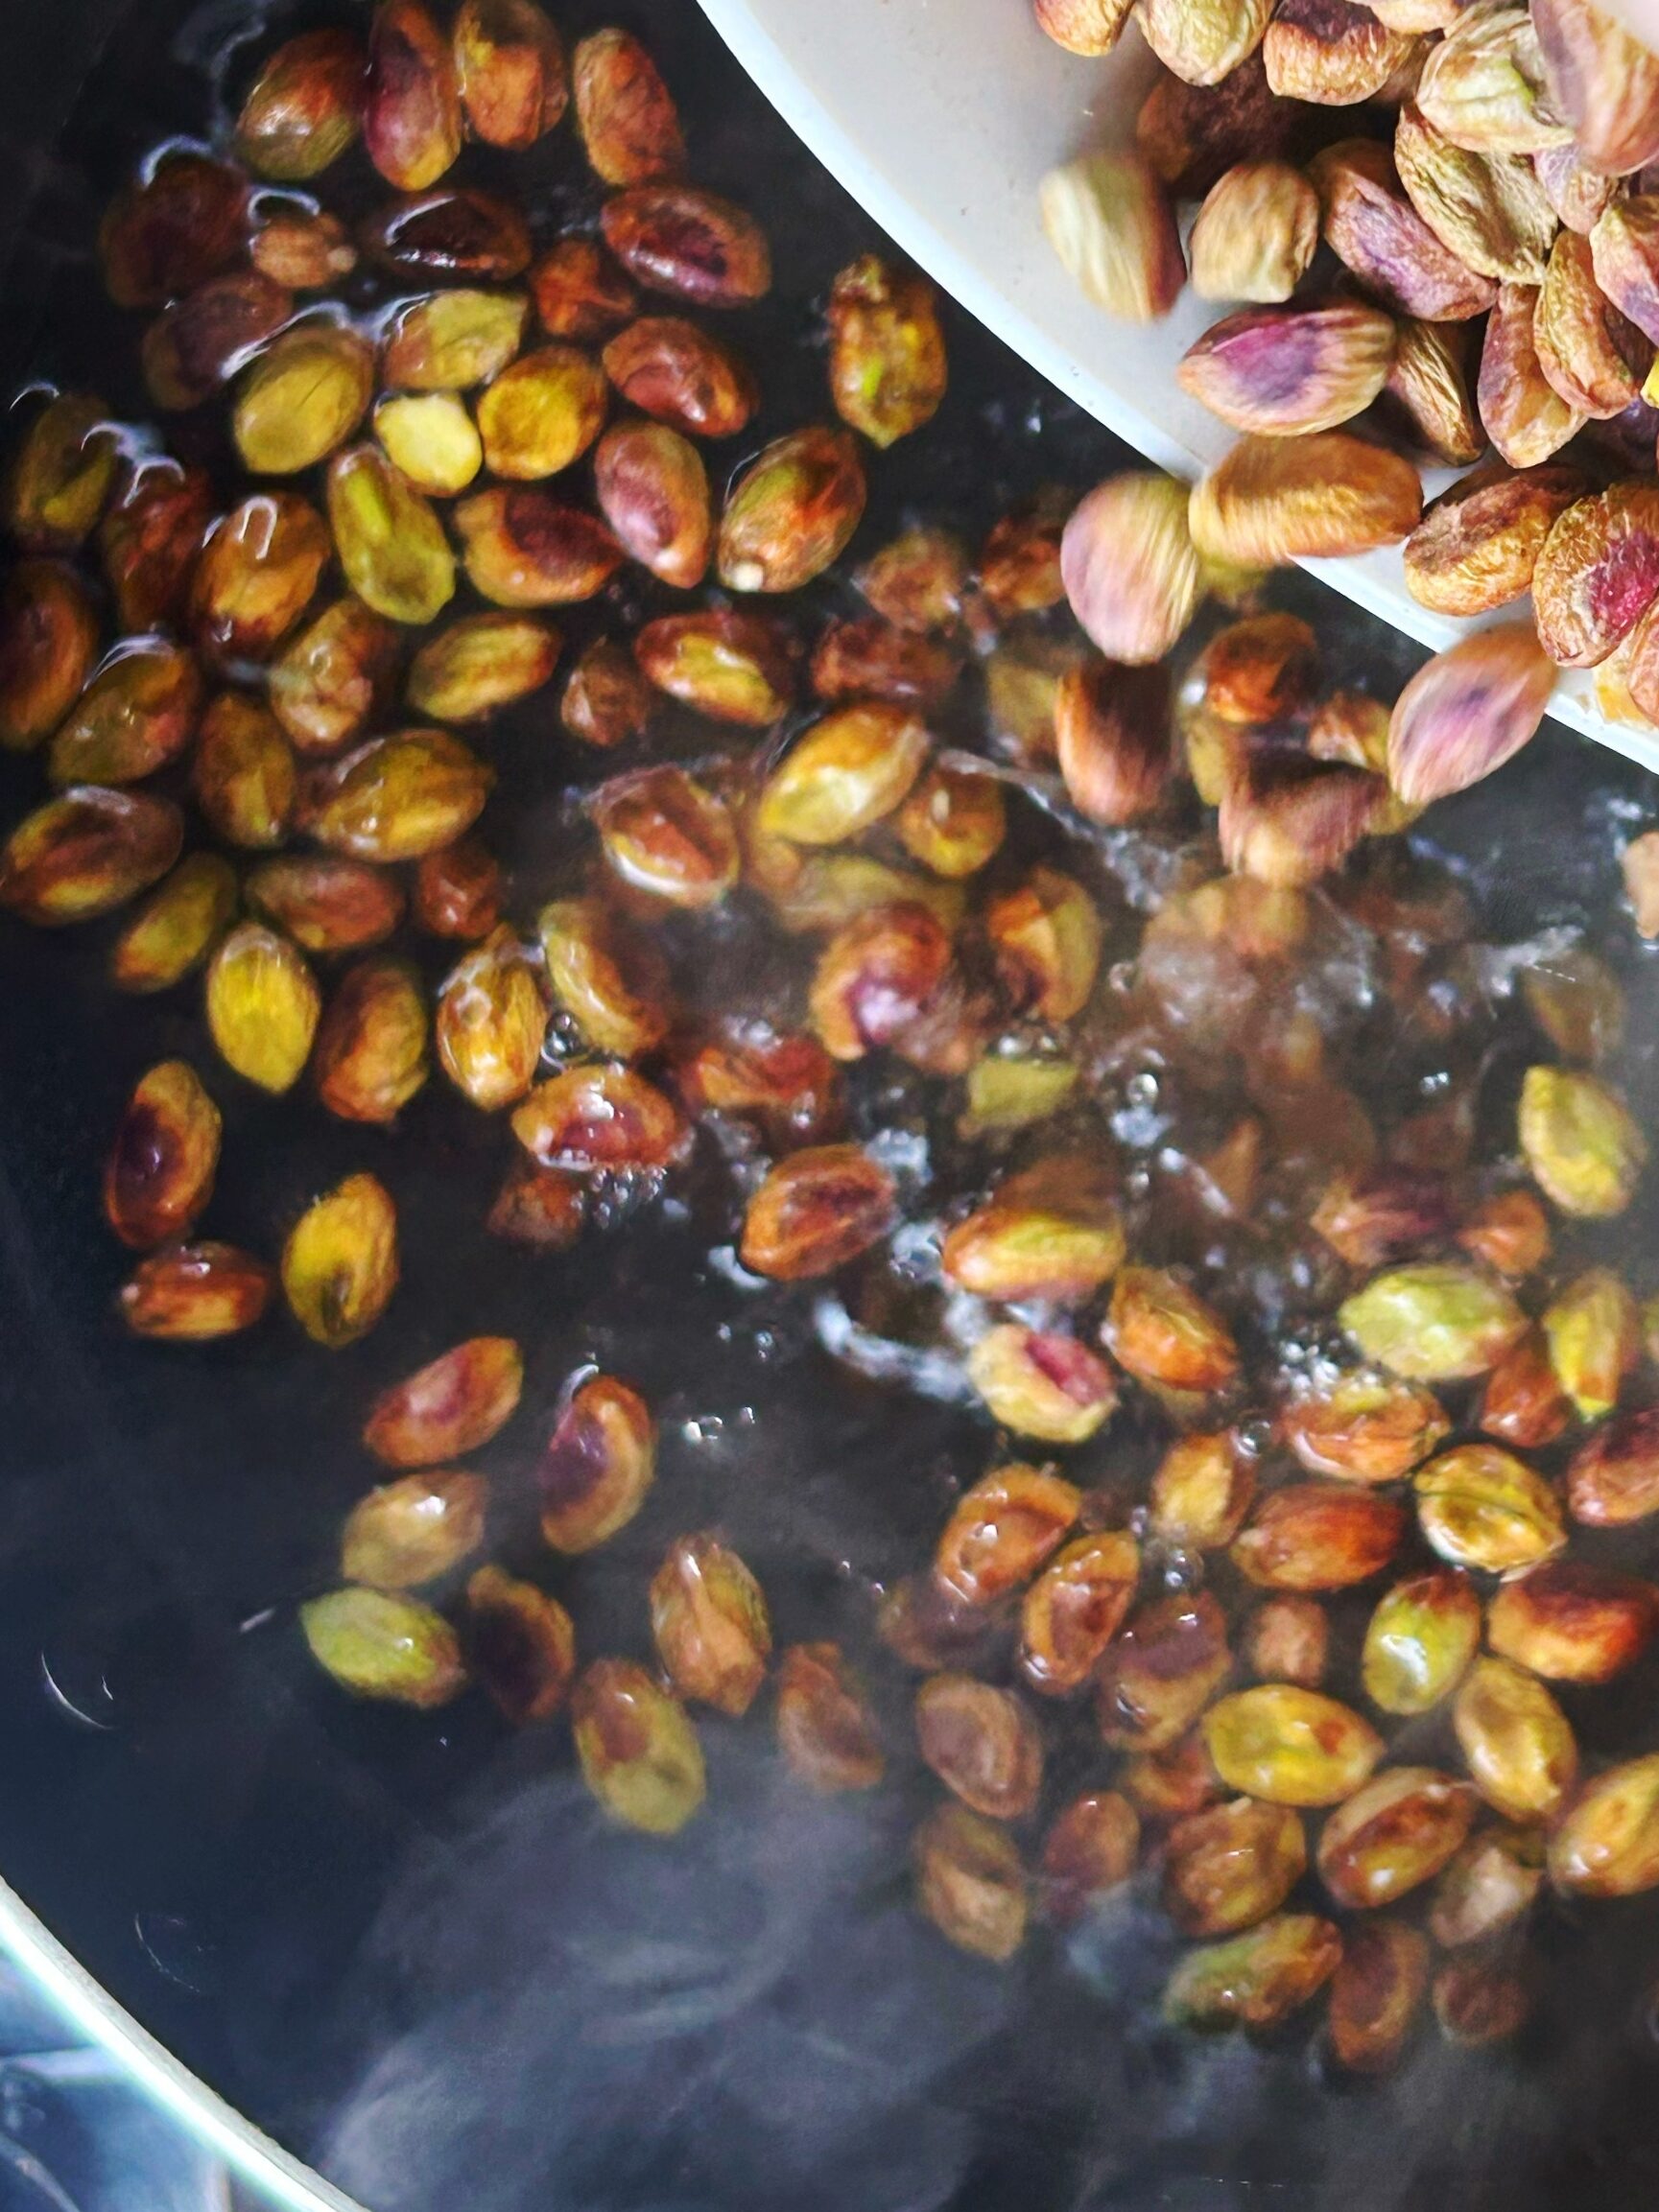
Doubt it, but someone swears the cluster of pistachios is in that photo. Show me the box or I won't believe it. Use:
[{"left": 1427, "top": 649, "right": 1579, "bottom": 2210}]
[
  {"left": 7, "top": 0, "right": 1659, "bottom": 2076},
  {"left": 1037, "top": 0, "right": 1659, "bottom": 751}
]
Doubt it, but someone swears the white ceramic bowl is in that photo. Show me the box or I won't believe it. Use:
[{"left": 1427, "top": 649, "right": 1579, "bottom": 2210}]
[{"left": 697, "top": 0, "right": 1659, "bottom": 779}]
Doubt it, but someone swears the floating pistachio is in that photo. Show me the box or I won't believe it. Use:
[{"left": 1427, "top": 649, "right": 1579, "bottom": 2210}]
[
  {"left": 1328, "top": 1920, "right": 1429, "bottom": 2075},
  {"left": 111, "top": 852, "right": 238, "bottom": 991},
  {"left": 1040, "top": 1792, "right": 1140, "bottom": 1923},
  {"left": 192, "top": 693, "right": 296, "bottom": 850},
  {"left": 283, "top": 1171, "right": 400, "bottom": 1349},
  {"left": 314, "top": 956, "right": 429, "bottom": 1122},
  {"left": 827, "top": 254, "right": 947, "bottom": 447},
  {"left": 1019, "top": 1530, "right": 1139, "bottom": 1696},
  {"left": 249, "top": 859, "right": 403, "bottom": 958},
  {"left": 120, "top": 1242, "right": 273, "bottom": 1341},
  {"left": 47, "top": 642, "right": 201, "bottom": 789},
  {"left": 967, "top": 1324, "right": 1120, "bottom": 1445},
  {"left": 453, "top": 0, "right": 566, "bottom": 150},
  {"left": 1099, "top": 1592, "right": 1231, "bottom": 1753},
  {"left": 1362, "top": 1569, "right": 1481, "bottom": 1714},
  {"left": 204, "top": 922, "right": 320, "bottom": 1094},
  {"left": 1164, "top": 1796, "right": 1307, "bottom": 1939},
  {"left": 741, "top": 1143, "right": 895, "bottom": 1280},
  {"left": 572, "top": 1659, "right": 705, "bottom": 1836},
  {"left": 1203, "top": 1684, "right": 1383, "bottom": 1806},
  {"left": 309, "top": 729, "right": 493, "bottom": 862},
  {"left": 454, "top": 486, "right": 623, "bottom": 606},
  {"left": 0, "top": 559, "right": 100, "bottom": 751},
  {"left": 1454, "top": 1654, "right": 1576, "bottom": 1823},
  {"left": 1518, "top": 1064, "right": 1646, "bottom": 1215},
  {"left": 301, "top": 1588, "right": 464, "bottom": 1707},
  {"left": 103, "top": 1060, "right": 221, "bottom": 1251},
  {"left": 511, "top": 1064, "right": 687, "bottom": 1173},
  {"left": 464, "top": 1566, "right": 576, "bottom": 1725},
  {"left": 364, "top": 0, "right": 462, "bottom": 193},
  {"left": 235, "top": 329, "right": 374, "bottom": 477},
  {"left": 718, "top": 426, "right": 865, "bottom": 595},
  {"left": 236, "top": 29, "right": 366, "bottom": 180},
  {"left": 364, "top": 1335, "right": 522, "bottom": 1468},
  {"left": 343, "top": 1470, "right": 486, "bottom": 1589},
  {"left": 775, "top": 1643, "right": 885, "bottom": 1792},
  {"left": 572, "top": 27, "right": 682, "bottom": 185},
  {"left": 539, "top": 1374, "right": 655, "bottom": 1554},
  {"left": 1339, "top": 1261, "right": 1524, "bottom": 1380},
  {"left": 1164, "top": 1914, "right": 1341, "bottom": 2031},
  {"left": 600, "top": 186, "right": 770, "bottom": 308},
  {"left": 270, "top": 600, "right": 401, "bottom": 758}
]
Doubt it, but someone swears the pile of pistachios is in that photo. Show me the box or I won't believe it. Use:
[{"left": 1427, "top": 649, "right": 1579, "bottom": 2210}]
[
  {"left": 1038, "top": 0, "right": 1659, "bottom": 749},
  {"left": 7, "top": 0, "right": 1659, "bottom": 2075}
]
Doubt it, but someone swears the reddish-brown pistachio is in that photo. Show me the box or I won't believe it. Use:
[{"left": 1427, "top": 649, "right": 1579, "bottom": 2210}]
[
  {"left": 1137, "top": 56, "right": 1295, "bottom": 200},
  {"left": 1104, "top": 1266, "right": 1240, "bottom": 1396},
  {"left": 486, "top": 1158, "right": 584, "bottom": 1251},
  {"left": 562, "top": 638, "right": 654, "bottom": 745},
  {"left": 740, "top": 1143, "right": 895, "bottom": 1280},
  {"left": 103, "top": 1060, "right": 221, "bottom": 1252},
  {"left": 1040, "top": 1791, "right": 1140, "bottom": 1924},
  {"left": 1099, "top": 1590, "right": 1233, "bottom": 1753},
  {"left": 600, "top": 186, "right": 771, "bottom": 309},
  {"left": 1534, "top": 229, "right": 1651, "bottom": 419},
  {"left": 0, "top": 787, "right": 182, "bottom": 927},
  {"left": 1264, "top": 0, "right": 1420, "bottom": 104},
  {"left": 270, "top": 600, "right": 401, "bottom": 758},
  {"left": 601, "top": 317, "right": 757, "bottom": 439},
  {"left": 935, "top": 1464, "right": 1081, "bottom": 1608},
  {"left": 1532, "top": 482, "right": 1659, "bottom": 665},
  {"left": 250, "top": 206, "right": 358, "bottom": 292},
  {"left": 1055, "top": 658, "right": 1172, "bottom": 825},
  {"left": 593, "top": 764, "right": 739, "bottom": 908},
  {"left": 362, "top": 187, "right": 533, "bottom": 282},
  {"left": 190, "top": 493, "right": 330, "bottom": 666},
  {"left": 464, "top": 1565, "right": 576, "bottom": 1725},
  {"left": 454, "top": 486, "right": 623, "bottom": 607},
  {"left": 914, "top": 1802, "right": 1029, "bottom": 1962},
  {"left": 1019, "top": 1530, "right": 1140, "bottom": 1695},
  {"left": 364, "top": 1335, "right": 523, "bottom": 1468},
  {"left": 365, "top": 0, "right": 462, "bottom": 192},
  {"left": 511, "top": 1064, "right": 687, "bottom": 1173},
  {"left": 538, "top": 1375, "right": 655, "bottom": 1554},
  {"left": 916, "top": 1672, "right": 1043, "bottom": 1820},
  {"left": 1479, "top": 1328, "right": 1574, "bottom": 1448},
  {"left": 1488, "top": 1562, "right": 1656, "bottom": 1683},
  {"left": 1404, "top": 462, "right": 1587, "bottom": 617},
  {"left": 1329, "top": 1919, "right": 1430, "bottom": 2074},
  {"left": 1310, "top": 138, "right": 1498, "bottom": 321},
  {"left": 248, "top": 858, "right": 403, "bottom": 956},
  {"left": 1244, "top": 1596, "right": 1329, "bottom": 1687},
  {"left": 99, "top": 459, "right": 213, "bottom": 635},
  {"left": 99, "top": 152, "right": 248, "bottom": 310},
  {"left": 1231, "top": 1484, "right": 1406, "bottom": 1593},
  {"left": 532, "top": 238, "right": 637, "bottom": 341},
  {"left": 453, "top": 0, "right": 566, "bottom": 150},
  {"left": 415, "top": 838, "right": 502, "bottom": 941},
  {"left": 47, "top": 641, "right": 202, "bottom": 789},
  {"left": 119, "top": 1242, "right": 273, "bottom": 1341},
  {"left": 1312, "top": 1165, "right": 1453, "bottom": 1270},
  {"left": 142, "top": 273, "right": 294, "bottom": 415},
  {"left": 1164, "top": 1796, "right": 1307, "bottom": 1938},
  {"left": 811, "top": 618, "right": 961, "bottom": 711},
  {"left": 775, "top": 1643, "right": 885, "bottom": 1791},
  {"left": 573, "top": 27, "right": 683, "bottom": 185},
  {"left": 192, "top": 693, "right": 296, "bottom": 850},
  {"left": 1570, "top": 1406, "right": 1659, "bottom": 1526},
  {"left": 313, "top": 956, "right": 430, "bottom": 1122},
  {"left": 593, "top": 419, "right": 711, "bottom": 589}
]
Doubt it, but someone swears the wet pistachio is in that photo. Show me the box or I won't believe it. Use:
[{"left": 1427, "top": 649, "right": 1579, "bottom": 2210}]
[
  {"left": 406, "top": 613, "right": 557, "bottom": 725},
  {"left": 1189, "top": 160, "right": 1319, "bottom": 305},
  {"left": 454, "top": 0, "right": 566, "bottom": 148},
  {"left": 826, "top": 254, "right": 948, "bottom": 447},
  {"left": 600, "top": 186, "right": 771, "bottom": 308},
  {"left": 465, "top": 1566, "right": 576, "bottom": 1725},
  {"left": 676, "top": 1021, "right": 841, "bottom": 1147},
  {"left": 1386, "top": 624, "right": 1556, "bottom": 807},
  {"left": 880, "top": 1572, "right": 1010, "bottom": 1675},
  {"left": 532, "top": 237, "right": 636, "bottom": 343},
  {"left": 486, "top": 1157, "right": 583, "bottom": 1250},
  {"left": 539, "top": 895, "right": 669, "bottom": 1059},
  {"left": 1053, "top": 659, "right": 1172, "bottom": 827},
  {"left": 365, "top": 0, "right": 462, "bottom": 191},
  {"left": 1433, "top": 1950, "right": 1531, "bottom": 2045},
  {"left": 1318, "top": 1766, "right": 1477, "bottom": 1910},
  {"left": 364, "top": 1335, "right": 523, "bottom": 1467},
  {"left": 1104, "top": 1266, "right": 1240, "bottom": 1397},
  {"left": 235, "top": 329, "right": 374, "bottom": 477},
  {"left": 512, "top": 1064, "right": 687, "bottom": 1173},
  {"left": 1394, "top": 102, "right": 1558, "bottom": 284},
  {"left": 301, "top": 1588, "right": 463, "bottom": 1707},
  {"left": 1431, "top": 1827, "right": 1544, "bottom": 1949},
  {"left": 1415, "top": 2, "right": 1569, "bottom": 153},
  {"left": 314, "top": 956, "right": 429, "bottom": 1122},
  {"left": 593, "top": 764, "right": 738, "bottom": 908},
  {"left": 916, "top": 1673, "right": 1043, "bottom": 1819},
  {"left": 1414, "top": 1443, "right": 1565, "bottom": 1571},
  {"left": 634, "top": 607, "right": 794, "bottom": 726},
  {"left": 1532, "top": 0, "right": 1659, "bottom": 176},
  {"left": 1164, "top": 1796, "right": 1307, "bottom": 1939},
  {"left": 1310, "top": 138, "right": 1499, "bottom": 321},
  {"left": 1232, "top": 1485, "right": 1406, "bottom": 1593},
  {"left": 282, "top": 1171, "right": 400, "bottom": 1351},
  {"left": 1549, "top": 1753, "right": 1659, "bottom": 1898},
  {"left": 1542, "top": 1264, "right": 1638, "bottom": 1418},
  {"left": 1518, "top": 1064, "right": 1646, "bottom": 1215},
  {"left": 1383, "top": 318, "right": 1484, "bottom": 465},
  {"left": 119, "top": 1241, "right": 273, "bottom": 1341},
  {"left": 270, "top": 600, "right": 401, "bottom": 757},
  {"left": 204, "top": 922, "right": 320, "bottom": 1094},
  {"left": 968, "top": 1325, "right": 1120, "bottom": 1445},
  {"left": 985, "top": 866, "right": 1102, "bottom": 1022},
  {"left": 99, "top": 152, "right": 248, "bottom": 310},
  {"left": 1194, "top": 612, "right": 1318, "bottom": 725},
  {"left": 1403, "top": 462, "right": 1585, "bottom": 616},
  {"left": 1190, "top": 433, "right": 1422, "bottom": 567},
  {"left": 415, "top": 847, "right": 505, "bottom": 961},
  {"left": 1219, "top": 753, "right": 1386, "bottom": 890},
  {"left": 1488, "top": 1561, "right": 1655, "bottom": 1683},
  {"left": 740, "top": 1143, "right": 895, "bottom": 1280},
  {"left": 1040, "top": 1791, "right": 1140, "bottom": 1923},
  {"left": 759, "top": 706, "right": 930, "bottom": 851},
  {"left": 362, "top": 185, "right": 531, "bottom": 282},
  {"left": 103, "top": 1060, "right": 220, "bottom": 1251},
  {"left": 572, "top": 1659, "right": 704, "bottom": 1835},
  {"left": 572, "top": 27, "right": 681, "bottom": 185},
  {"left": 1339, "top": 1261, "right": 1525, "bottom": 1380},
  {"left": 326, "top": 447, "right": 456, "bottom": 628},
  {"left": 7, "top": 395, "right": 119, "bottom": 556},
  {"left": 190, "top": 494, "right": 330, "bottom": 665},
  {"left": 983, "top": 631, "right": 1087, "bottom": 759},
  {"left": 858, "top": 527, "right": 969, "bottom": 632},
  {"left": 236, "top": 29, "right": 365, "bottom": 179},
  {"left": 100, "top": 457, "right": 213, "bottom": 636},
  {"left": 0, "top": 560, "right": 98, "bottom": 750},
  {"left": 563, "top": 637, "right": 653, "bottom": 745},
  {"left": 309, "top": 728, "right": 493, "bottom": 861},
  {"left": 896, "top": 765, "right": 1007, "bottom": 876},
  {"left": 717, "top": 426, "right": 865, "bottom": 596},
  {"left": 1178, "top": 300, "right": 1397, "bottom": 438},
  {"left": 942, "top": 1159, "right": 1125, "bottom": 1306},
  {"left": 188, "top": 697, "right": 293, "bottom": 857},
  {"left": 1264, "top": 0, "right": 1420, "bottom": 103},
  {"left": 651, "top": 1532, "right": 771, "bottom": 1716},
  {"left": 474, "top": 344, "right": 608, "bottom": 481},
  {"left": 434, "top": 927, "right": 546, "bottom": 1112},
  {"left": 773, "top": 852, "right": 965, "bottom": 940},
  {"left": 1039, "top": 152, "right": 1185, "bottom": 322},
  {"left": 775, "top": 1642, "right": 885, "bottom": 1791},
  {"left": 601, "top": 317, "right": 757, "bottom": 439},
  {"left": 1457, "top": 1188, "right": 1552, "bottom": 1280},
  {"left": 1204, "top": 1684, "right": 1383, "bottom": 1806},
  {"left": 1570, "top": 1405, "right": 1659, "bottom": 1526},
  {"left": 251, "top": 205, "right": 359, "bottom": 292},
  {"left": 914, "top": 1801, "right": 1028, "bottom": 1962},
  {"left": 1244, "top": 1596, "right": 1328, "bottom": 1687},
  {"left": 1151, "top": 1430, "right": 1255, "bottom": 1548},
  {"left": 383, "top": 290, "right": 529, "bottom": 393},
  {"left": 1020, "top": 1530, "right": 1139, "bottom": 1696},
  {"left": 1533, "top": 481, "right": 1659, "bottom": 667},
  {"left": 1328, "top": 1919, "right": 1429, "bottom": 2075},
  {"left": 1100, "top": 1591, "right": 1232, "bottom": 1753},
  {"left": 454, "top": 485, "right": 623, "bottom": 606},
  {"left": 111, "top": 852, "right": 238, "bottom": 992},
  {"left": 248, "top": 856, "right": 403, "bottom": 956},
  {"left": 1164, "top": 1913, "right": 1341, "bottom": 2031},
  {"left": 343, "top": 1470, "right": 484, "bottom": 1591},
  {"left": 1060, "top": 472, "right": 1200, "bottom": 666},
  {"left": 1522, "top": 941, "right": 1623, "bottom": 1064},
  {"left": 47, "top": 642, "right": 201, "bottom": 789},
  {"left": 1480, "top": 1326, "right": 1574, "bottom": 1447},
  {"left": 592, "top": 420, "right": 711, "bottom": 589},
  {"left": 1312, "top": 1167, "right": 1451, "bottom": 1271},
  {"left": 1125, "top": 1733, "right": 1225, "bottom": 1819},
  {"left": 1454, "top": 1654, "right": 1577, "bottom": 1822},
  {"left": 935, "top": 1464, "right": 1081, "bottom": 1607},
  {"left": 1362, "top": 1569, "right": 1481, "bottom": 1714},
  {"left": 143, "top": 271, "right": 295, "bottom": 415}
]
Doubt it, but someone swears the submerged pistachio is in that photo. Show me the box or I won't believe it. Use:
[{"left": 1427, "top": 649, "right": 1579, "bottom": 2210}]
[
  {"left": 342, "top": 1469, "right": 485, "bottom": 1588},
  {"left": 435, "top": 925, "right": 547, "bottom": 1111},
  {"left": 465, "top": 1566, "right": 576, "bottom": 1725},
  {"left": 111, "top": 852, "right": 238, "bottom": 992},
  {"left": 1339, "top": 1261, "right": 1525, "bottom": 1380},
  {"left": 572, "top": 1659, "right": 705, "bottom": 1836},
  {"left": 309, "top": 728, "right": 493, "bottom": 861},
  {"left": 1518, "top": 1064, "right": 1646, "bottom": 1216},
  {"left": 364, "top": 1335, "right": 522, "bottom": 1467},
  {"left": 103, "top": 1060, "right": 221, "bottom": 1251},
  {"left": 914, "top": 1802, "right": 1029, "bottom": 1961},
  {"left": 302, "top": 1588, "right": 464, "bottom": 1707},
  {"left": 119, "top": 1241, "right": 273, "bottom": 1341},
  {"left": 775, "top": 1643, "right": 885, "bottom": 1792},
  {"left": 282, "top": 1171, "right": 399, "bottom": 1349},
  {"left": 204, "top": 922, "right": 320, "bottom": 1094},
  {"left": 311, "top": 957, "right": 429, "bottom": 1122},
  {"left": 1164, "top": 1914, "right": 1341, "bottom": 2031}
]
